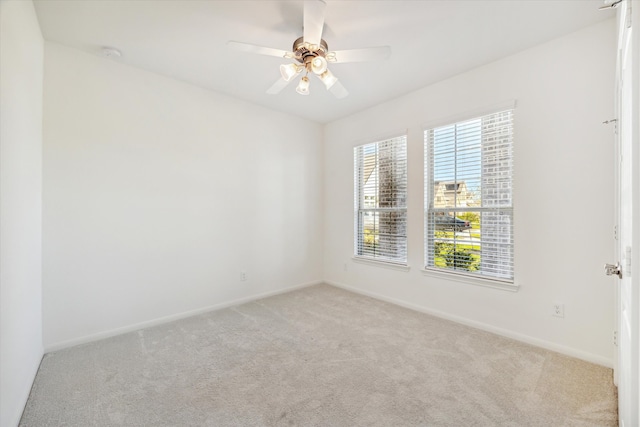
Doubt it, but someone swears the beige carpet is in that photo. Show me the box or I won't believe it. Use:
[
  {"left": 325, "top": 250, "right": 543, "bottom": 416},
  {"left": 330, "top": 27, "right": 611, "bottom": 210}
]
[{"left": 21, "top": 284, "right": 617, "bottom": 426}]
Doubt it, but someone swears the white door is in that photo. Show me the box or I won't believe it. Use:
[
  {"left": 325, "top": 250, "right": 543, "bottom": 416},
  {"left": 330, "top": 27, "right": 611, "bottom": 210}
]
[{"left": 614, "top": 1, "right": 639, "bottom": 425}]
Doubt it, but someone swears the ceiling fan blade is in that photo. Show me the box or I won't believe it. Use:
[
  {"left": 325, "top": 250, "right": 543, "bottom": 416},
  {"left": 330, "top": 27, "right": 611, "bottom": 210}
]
[
  {"left": 329, "top": 46, "right": 391, "bottom": 63},
  {"left": 303, "top": 0, "right": 326, "bottom": 47},
  {"left": 227, "top": 41, "right": 291, "bottom": 59},
  {"left": 266, "top": 77, "right": 293, "bottom": 95},
  {"left": 329, "top": 80, "right": 348, "bottom": 99}
]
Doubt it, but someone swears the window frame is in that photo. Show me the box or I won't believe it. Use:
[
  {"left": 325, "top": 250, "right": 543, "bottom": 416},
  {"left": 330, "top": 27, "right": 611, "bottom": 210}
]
[
  {"left": 423, "top": 104, "right": 516, "bottom": 288},
  {"left": 353, "top": 134, "right": 408, "bottom": 267}
]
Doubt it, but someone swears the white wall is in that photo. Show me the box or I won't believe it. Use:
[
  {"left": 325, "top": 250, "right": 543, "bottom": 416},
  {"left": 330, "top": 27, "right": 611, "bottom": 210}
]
[
  {"left": 0, "top": 1, "right": 44, "bottom": 426},
  {"left": 43, "top": 43, "right": 323, "bottom": 350},
  {"left": 324, "top": 19, "right": 617, "bottom": 366}
]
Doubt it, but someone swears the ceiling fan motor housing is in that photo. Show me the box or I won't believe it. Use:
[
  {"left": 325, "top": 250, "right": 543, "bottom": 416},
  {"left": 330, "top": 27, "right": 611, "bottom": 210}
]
[{"left": 293, "top": 36, "right": 329, "bottom": 65}]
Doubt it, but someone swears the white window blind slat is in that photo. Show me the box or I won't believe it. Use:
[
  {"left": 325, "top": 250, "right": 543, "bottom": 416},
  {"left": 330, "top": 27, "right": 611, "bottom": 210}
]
[
  {"left": 424, "top": 110, "right": 514, "bottom": 281},
  {"left": 354, "top": 136, "right": 408, "bottom": 264}
]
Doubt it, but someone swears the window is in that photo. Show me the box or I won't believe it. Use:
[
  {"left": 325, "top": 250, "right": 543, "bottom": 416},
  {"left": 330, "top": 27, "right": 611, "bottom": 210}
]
[
  {"left": 425, "top": 109, "right": 514, "bottom": 282},
  {"left": 354, "top": 135, "right": 407, "bottom": 264}
]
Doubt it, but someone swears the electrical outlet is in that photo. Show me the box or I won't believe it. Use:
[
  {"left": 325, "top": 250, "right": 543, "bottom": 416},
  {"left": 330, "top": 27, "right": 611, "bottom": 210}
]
[
  {"left": 343, "top": 263, "right": 348, "bottom": 272},
  {"left": 240, "top": 271, "right": 247, "bottom": 281},
  {"left": 552, "top": 302, "right": 564, "bottom": 318}
]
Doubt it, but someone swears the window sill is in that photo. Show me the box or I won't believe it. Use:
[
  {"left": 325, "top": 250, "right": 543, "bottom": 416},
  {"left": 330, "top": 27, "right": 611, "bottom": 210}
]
[
  {"left": 421, "top": 268, "right": 519, "bottom": 292},
  {"left": 352, "top": 256, "right": 410, "bottom": 272}
]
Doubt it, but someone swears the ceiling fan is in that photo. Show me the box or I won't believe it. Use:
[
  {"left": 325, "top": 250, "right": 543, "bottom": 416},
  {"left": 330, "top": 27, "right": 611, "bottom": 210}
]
[{"left": 227, "top": 0, "right": 391, "bottom": 99}]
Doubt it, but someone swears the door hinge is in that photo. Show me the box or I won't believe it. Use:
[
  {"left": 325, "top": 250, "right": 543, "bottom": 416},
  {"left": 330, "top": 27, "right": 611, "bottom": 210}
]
[
  {"left": 605, "top": 262, "right": 623, "bottom": 278},
  {"left": 613, "top": 330, "right": 618, "bottom": 346},
  {"left": 614, "top": 224, "right": 618, "bottom": 240}
]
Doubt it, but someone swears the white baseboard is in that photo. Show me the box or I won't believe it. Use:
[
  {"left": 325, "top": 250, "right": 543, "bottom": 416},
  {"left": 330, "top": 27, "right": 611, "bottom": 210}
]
[
  {"left": 44, "top": 280, "right": 322, "bottom": 353},
  {"left": 45, "top": 279, "right": 613, "bottom": 369},
  {"left": 325, "top": 280, "right": 613, "bottom": 368}
]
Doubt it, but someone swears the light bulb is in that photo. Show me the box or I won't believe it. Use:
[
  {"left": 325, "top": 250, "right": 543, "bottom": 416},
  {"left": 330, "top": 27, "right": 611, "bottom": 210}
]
[
  {"left": 319, "top": 69, "right": 338, "bottom": 89},
  {"left": 280, "top": 63, "right": 300, "bottom": 82},
  {"left": 310, "top": 56, "right": 327, "bottom": 75},
  {"left": 296, "top": 76, "right": 310, "bottom": 95}
]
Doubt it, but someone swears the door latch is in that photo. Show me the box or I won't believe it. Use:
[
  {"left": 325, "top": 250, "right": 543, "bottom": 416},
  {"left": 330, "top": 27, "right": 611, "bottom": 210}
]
[{"left": 604, "top": 262, "right": 622, "bottom": 279}]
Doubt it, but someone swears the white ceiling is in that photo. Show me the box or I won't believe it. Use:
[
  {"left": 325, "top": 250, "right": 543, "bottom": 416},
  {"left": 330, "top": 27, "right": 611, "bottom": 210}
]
[{"left": 33, "top": 0, "right": 614, "bottom": 124}]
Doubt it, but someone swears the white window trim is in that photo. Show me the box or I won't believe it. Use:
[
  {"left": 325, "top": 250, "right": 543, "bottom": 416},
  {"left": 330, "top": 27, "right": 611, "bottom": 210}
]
[
  {"left": 421, "top": 267, "right": 519, "bottom": 292},
  {"left": 423, "top": 104, "right": 515, "bottom": 283},
  {"left": 352, "top": 256, "right": 411, "bottom": 272},
  {"left": 354, "top": 134, "right": 408, "bottom": 265},
  {"left": 349, "top": 128, "right": 409, "bottom": 149},
  {"left": 422, "top": 100, "right": 517, "bottom": 131}
]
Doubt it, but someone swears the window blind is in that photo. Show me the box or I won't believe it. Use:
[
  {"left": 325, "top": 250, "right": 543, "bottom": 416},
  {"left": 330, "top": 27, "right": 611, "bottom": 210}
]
[
  {"left": 425, "top": 110, "right": 514, "bottom": 281},
  {"left": 354, "top": 135, "right": 408, "bottom": 264}
]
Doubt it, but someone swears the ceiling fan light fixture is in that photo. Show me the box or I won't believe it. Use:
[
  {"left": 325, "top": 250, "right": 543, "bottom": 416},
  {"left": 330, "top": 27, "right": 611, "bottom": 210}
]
[
  {"left": 311, "top": 56, "right": 328, "bottom": 74},
  {"left": 296, "top": 76, "right": 310, "bottom": 95},
  {"left": 280, "top": 63, "right": 301, "bottom": 81},
  {"left": 319, "top": 69, "right": 337, "bottom": 89}
]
